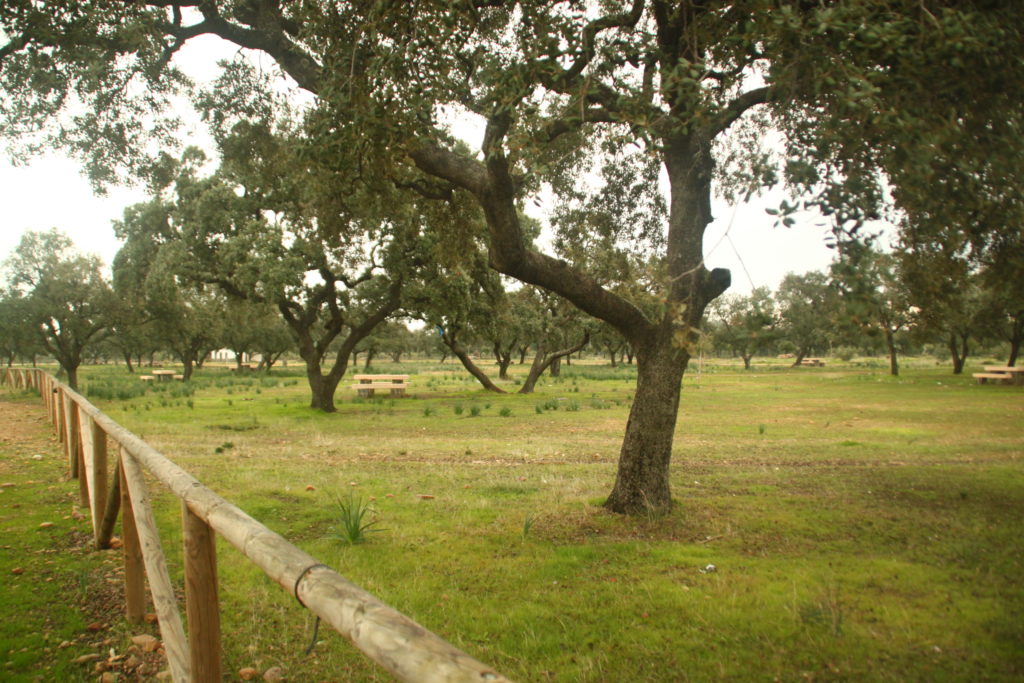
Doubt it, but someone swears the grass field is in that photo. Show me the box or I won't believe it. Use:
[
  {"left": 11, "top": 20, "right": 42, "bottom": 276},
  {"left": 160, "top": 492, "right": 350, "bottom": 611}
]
[{"left": 2, "top": 356, "right": 1023, "bottom": 681}]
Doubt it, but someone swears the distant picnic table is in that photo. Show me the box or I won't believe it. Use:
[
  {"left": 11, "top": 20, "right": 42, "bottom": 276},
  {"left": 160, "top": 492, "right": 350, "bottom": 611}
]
[
  {"left": 351, "top": 374, "right": 410, "bottom": 398},
  {"left": 973, "top": 366, "right": 1024, "bottom": 386},
  {"left": 141, "top": 370, "right": 183, "bottom": 382},
  {"left": 798, "top": 358, "right": 826, "bottom": 367}
]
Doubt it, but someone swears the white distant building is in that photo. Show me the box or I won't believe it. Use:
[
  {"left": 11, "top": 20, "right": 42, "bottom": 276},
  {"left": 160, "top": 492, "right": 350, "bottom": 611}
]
[{"left": 209, "top": 349, "right": 253, "bottom": 363}]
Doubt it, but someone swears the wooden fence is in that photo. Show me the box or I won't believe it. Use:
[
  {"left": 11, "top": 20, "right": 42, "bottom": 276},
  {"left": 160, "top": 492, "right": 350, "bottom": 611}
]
[{"left": 1, "top": 367, "right": 509, "bottom": 683}]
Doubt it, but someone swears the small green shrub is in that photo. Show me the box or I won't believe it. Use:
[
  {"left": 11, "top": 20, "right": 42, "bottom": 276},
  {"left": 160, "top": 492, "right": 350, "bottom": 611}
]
[
  {"left": 499, "top": 407, "right": 513, "bottom": 417},
  {"left": 454, "top": 403, "right": 464, "bottom": 415}
]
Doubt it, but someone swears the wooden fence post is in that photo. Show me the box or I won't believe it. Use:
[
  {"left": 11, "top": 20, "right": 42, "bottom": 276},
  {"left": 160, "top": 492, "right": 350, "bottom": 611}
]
[
  {"left": 64, "top": 393, "right": 80, "bottom": 478},
  {"left": 183, "top": 501, "right": 223, "bottom": 682},
  {"left": 76, "top": 405, "right": 96, "bottom": 528},
  {"left": 90, "top": 417, "right": 109, "bottom": 550},
  {"left": 120, "top": 451, "right": 190, "bottom": 682},
  {"left": 56, "top": 387, "right": 67, "bottom": 446},
  {"left": 98, "top": 459, "right": 121, "bottom": 550},
  {"left": 41, "top": 373, "right": 50, "bottom": 417},
  {"left": 50, "top": 379, "right": 58, "bottom": 432},
  {"left": 120, "top": 451, "right": 146, "bottom": 624}
]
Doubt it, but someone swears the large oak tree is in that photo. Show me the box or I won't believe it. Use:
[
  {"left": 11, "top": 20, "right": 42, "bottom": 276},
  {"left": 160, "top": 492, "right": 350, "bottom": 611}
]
[{"left": 2, "top": 2, "right": 1022, "bottom": 513}]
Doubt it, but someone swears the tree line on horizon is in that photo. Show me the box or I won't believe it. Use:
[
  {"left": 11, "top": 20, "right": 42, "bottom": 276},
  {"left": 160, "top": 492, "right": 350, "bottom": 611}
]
[{"left": 1, "top": 225, "right": 1018, "bottom": 395}]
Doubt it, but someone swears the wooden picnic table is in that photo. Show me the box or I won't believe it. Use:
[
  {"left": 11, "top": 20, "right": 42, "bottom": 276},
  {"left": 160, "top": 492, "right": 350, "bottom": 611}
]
[
  {"left": 351, "top": 374, "right": 410, "bottom": 398},
  {"left": 151, "top": 370, "right": 176, "bottom": 381},
  {"left": 353, "top": 374, "right": 409, "bottom": 383},
  {"left": 977, "top": 366, "right": 1024, "bottom": 385}
]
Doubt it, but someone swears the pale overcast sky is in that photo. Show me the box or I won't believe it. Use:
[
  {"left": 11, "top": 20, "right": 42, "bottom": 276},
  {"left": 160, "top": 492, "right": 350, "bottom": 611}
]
[{"left": 0, "top": 33, "right": 839, "bottom": 294}]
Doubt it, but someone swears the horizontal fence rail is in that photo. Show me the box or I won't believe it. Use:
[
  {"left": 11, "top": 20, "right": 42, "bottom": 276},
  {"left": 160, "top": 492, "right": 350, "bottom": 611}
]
[{"left": 1, "top": 367, "right": 509, "bottom": 683}]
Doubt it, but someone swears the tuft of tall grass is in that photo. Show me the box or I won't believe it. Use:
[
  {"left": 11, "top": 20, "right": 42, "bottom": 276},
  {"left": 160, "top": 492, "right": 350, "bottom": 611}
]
[{"left": 331, "top": 494, "right": 383, "bottom": 545}]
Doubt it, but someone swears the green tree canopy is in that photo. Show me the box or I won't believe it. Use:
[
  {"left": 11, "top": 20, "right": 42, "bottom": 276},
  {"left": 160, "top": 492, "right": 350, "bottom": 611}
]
[{"left": 2, "top": 229, "right": 113, "bottom": 388}]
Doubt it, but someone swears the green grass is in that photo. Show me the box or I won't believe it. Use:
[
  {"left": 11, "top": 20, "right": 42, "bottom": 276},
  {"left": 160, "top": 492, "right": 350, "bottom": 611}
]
[{"left": 2, "top": 357, "right": 1023, "bottom": 681}]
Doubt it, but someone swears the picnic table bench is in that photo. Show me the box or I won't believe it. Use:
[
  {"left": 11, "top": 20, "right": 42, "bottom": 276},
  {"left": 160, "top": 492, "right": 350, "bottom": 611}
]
[
  {"left": 351, "top": 374, "right": 410, "bottom": 398},
  {"left": 973, "top": 366, "right": 1024, "bottom": 385},
  {"left": 142, "top": 370, "right": 183, "bottom": 382},
  {"left": 798, "top": 358, "right": 826, "bottom": 367}
]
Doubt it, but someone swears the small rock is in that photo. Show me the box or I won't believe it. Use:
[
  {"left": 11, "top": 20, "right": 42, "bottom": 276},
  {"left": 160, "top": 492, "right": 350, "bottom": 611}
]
[
  {"left": 143, "top": 613, "right": 158, "bottom": 624},
  {"left": 39, "top": 522, "right": 55, "bottom": 529},
  {"left": 239, "top": 667, "right": 260, "bottom": 680},
  {"left": 263, "top": 666, "right": 285, "bottom": 682},
  {"left": 58, "top": 641, "right": 71, "bottom": 649},
  {"left": 11, "top": 567, "right": 24, "bottom": 575},
  {"left": 131, "top": 634, "right": 160, "bottom": 652},
  {"left": 71, "top": 653, "right": 102, "bottom": 664},
  {"left": 86, "top": 622, "right": 105, "bottom": 632},
  {"left": 1, "top": 482, "right": 15, "bottom": 488},
  {"left": 100, "top": 672, "right": 118, "bottom": 683},
  {"left": 417, "top": 494, "right": 435, "bottom": 499},
  {"left": 32, "top": 454, "right": 44, "bottom": 460},
  {"left": 305, "top": 485, "right": 315, "bottom": 491}
]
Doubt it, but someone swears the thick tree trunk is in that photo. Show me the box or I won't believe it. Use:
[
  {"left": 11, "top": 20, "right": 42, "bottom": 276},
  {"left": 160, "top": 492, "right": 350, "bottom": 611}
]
[
  {"left": 518, "top": 346, "right": 529, "bottom": 364},
  {"left": 446, "top": 334, "right": 505, "bottom": 393},
  {"left": 885, "top": 329, "right": 899, "bottom": 376},
  {"left": 742, "top": 354, "right": 752, "bottom": 370},
  {"left": 549, "top": 356, "right": 561, "bottom": 377},
  {"left": 65, "top": 364, "right": 80, "bottom": 391},
  {"left": 603, "top": 340, "right": 689, "bottom": 514},
  {"left": 948, "top": 332, "right": 968, "bottom": 374},
  {"left": 307, "top": 370, "right": 341, "bottom": 412},
  {"left": 234, "top": 351, "right": 245, "bottom": 371},
  {"left": 518, "top": 333, "right": 589, "bottom": 394},
  {"left": 517, "top": 349, "right": 548, "bottom": 394},
  {"left": 493, "top": 342, "right": 514, "bottom": 379},
  {"left": 122, "top": 351, "right": 135, "bottom": 374},
  {"left": 1008, "top": 315, "right": 1022, "bottom": 366},
  {"left": 182, "top": 357, "right": 195, "bottom": 381}
]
